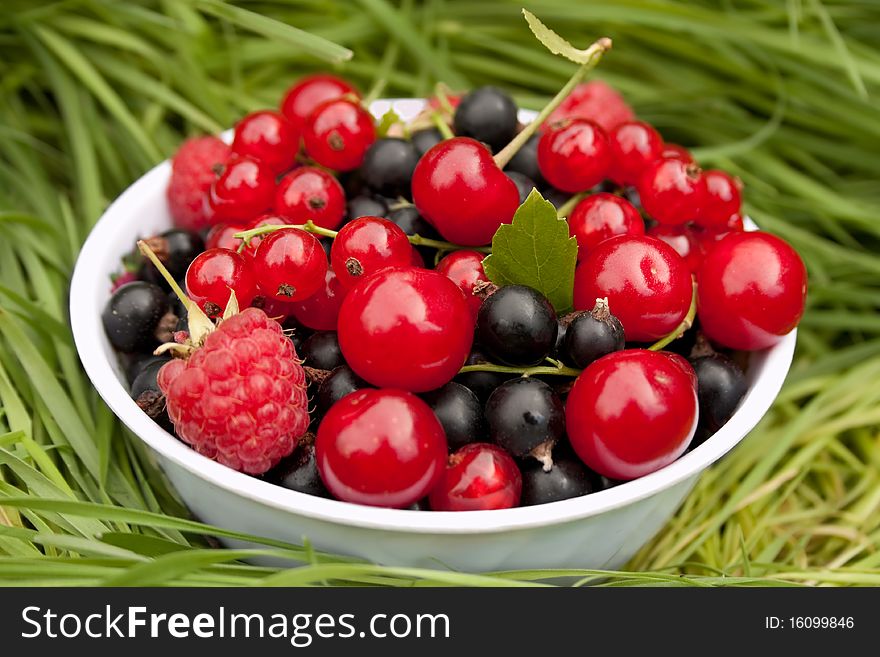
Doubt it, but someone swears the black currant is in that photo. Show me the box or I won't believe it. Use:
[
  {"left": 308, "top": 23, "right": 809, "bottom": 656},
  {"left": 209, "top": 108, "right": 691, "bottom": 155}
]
[
  {"left": 563, "top": 298, "right": 625, "bottom": 368},
  {"left": 346, "top": 194, "right": 388, "bottom": 221},
  {"left": 454, "top": 346, "right": 512, "bottom": 404},
  {"left": 411, "top": 127, "right": 444, "bottom": 156},
  {"left": 506, "top": 171, "right": 537, "bottom": 205},
  {"left": 520, "top": 452, "right": 595, "bottom": 506},
  {"left": 130, "top": 357, "right": 173, "bottom": 431},
  {"left": 420, "top": 382, "right": 485, "bottom": 451},
  {"left": 542, "top": 187, "right": 571, "bottom": 211},
  {"left": 504, "top": 134, "right": 543, "bottom": 184},
  {"left": 316, "top": 365, "right": 370, "bottom": 416},
  {"left": 361, "top": 137, "right": 419, "bottom": 198},
  {"left": 127, "top": 353, "right": 170, "bottom": 384},
  {"left": 267, "top": 439, "right": 330, "bottom": 498},
  {"left": 691, "top": 354, "right": 747, "bottom": 434},
  {"left": 485, "top": 377, "right": 565, "bottom": 457},
  {"left": 102, "top": 281, "right": 172, "bottom": 353},
  {"left": 139, "top": 230, "right": 204, "bottom": 289},
  {"left": 387, "top": 205, "right": 440, "bottom": 262},
  {"left": 453, "top": 86, "right": 518, "bottom": 152},
  {"left": 476, "top": 285, "right": 558, "bottom": 367},
  {"left": 299, "top": 331, "right": 344, "bottom": 371},
  {"left": 553, "top": 320, "right": 567, "bottom": 359}
]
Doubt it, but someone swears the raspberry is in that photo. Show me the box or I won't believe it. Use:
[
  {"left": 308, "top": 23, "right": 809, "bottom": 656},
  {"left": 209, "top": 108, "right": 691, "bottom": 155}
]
[
  {"left": 158, "top": 307, "right": 310, "bottom": 474},
  {"left": 544, "top": 80, "right": 634, "bottom": 134},
  {"left": 166, "top": 136, "right": 230, "bottom": 232}
]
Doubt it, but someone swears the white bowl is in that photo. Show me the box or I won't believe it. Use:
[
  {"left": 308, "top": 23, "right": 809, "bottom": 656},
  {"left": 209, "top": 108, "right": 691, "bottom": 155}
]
[{"left": 70, "top": 99, "right": 796, "bottom": 572}]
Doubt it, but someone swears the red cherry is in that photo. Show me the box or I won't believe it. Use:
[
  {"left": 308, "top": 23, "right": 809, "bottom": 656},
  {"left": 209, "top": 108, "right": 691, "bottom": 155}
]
[
  {"left": 412, "top": 137, "right": 520, "bottom": 246},
  {"left": 206, "top": 223, "right": 250, "bottom": 253},
  {"left": 302, "top": 98, "right": 376, "bottom": 172},
  {"left": 568, "top": 192, "right": 644, "bottom": 255},
  {"left": 338, "top": 267, "right": 473, "bottom": 392},
  {"left": 608, "top": 121, "right": 663, "bottom": 186},
  {"left": 537, "top": 119, "right": 611, "bottom": 193},
  {"left": 280, "top": 74, "right": 358, "bottom": 141},
  {"left": 330, "top": 216, "right": 412, "bottom": 289},
  {"left": 252, "top": 228, "right": 328, "bottom": 301},
  {"left": 696, "top": 170, "right": 742, "bottom": 229},
  {"left": 289, "top": 269, "right": 346, "bottom": 331},
  {"left": 543, "top": 81, "right": 635, "bottom": 134},
  {"left": 647, "top": 223, "right": 703, "bottom": 273},
  {"left": 274, "top": 167, "right": 345, "bottom": 229},
  {"left": 185, "top": 248, "right": 258, "bottom": 317},
  {"left": 697, "top": 231, "right": 807, "bottom": 350},
  {"left": 637, "top": 158, "right": 706, "bottom": 226},
  {"left": 573, "top": 235, "right": 692, "bottom": 342},
  {"left": 206, "top": 156, "right": 275, "bottom": 225},
  {"left": 566, "top": 349, "right": 698, "bottom": 480},
  {"left": 660, "top": 143, "right": 694, "bottom": 163},
  {"left": 434, "top": 250, "right": 488, "bottom": 323},
  {"left": 316, "top": 388, "right": 447, "bottom": 508},
  {"left": 231, "top": 110, "right": 297, "bottom": 174},
  {"left": 428, "top": 443, "right": 522, "bottom": 511}
]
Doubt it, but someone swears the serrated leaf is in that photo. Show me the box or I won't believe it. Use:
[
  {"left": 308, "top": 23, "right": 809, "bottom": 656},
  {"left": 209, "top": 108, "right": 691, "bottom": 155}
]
[
  {"left": 522, "top": 9, "right": 602, "bottom": 65},
  {"left": 482, "top": 189, "right": 578, "bottom": 313}
]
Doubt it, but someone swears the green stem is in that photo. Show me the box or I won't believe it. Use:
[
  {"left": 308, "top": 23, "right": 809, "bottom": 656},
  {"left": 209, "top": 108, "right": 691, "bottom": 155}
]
[
  {"left": 430, "top": 110, "right": 454, "bottom": 140},
  {"left": 556, "top": 191, "right": 589, "bottom": 219},
  {"left": 648, "top": 281, "right": 698, "bottom": 351},
  {"left": 493, "top": 37, "right": 612, "bottom": 170},
  {"left": 458, "top": 362, "right": 582, "bottom": 378}
]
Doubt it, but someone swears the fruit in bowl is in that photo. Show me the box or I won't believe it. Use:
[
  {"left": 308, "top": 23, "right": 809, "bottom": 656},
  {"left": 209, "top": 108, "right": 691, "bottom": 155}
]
[{"left": 72, "top": 11, "right": 805, "bottom": 571}]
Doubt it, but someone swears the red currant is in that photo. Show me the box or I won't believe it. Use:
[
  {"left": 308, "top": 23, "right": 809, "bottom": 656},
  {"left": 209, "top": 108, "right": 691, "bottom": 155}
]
[
  {"left": 279, "top": 74, "right": 358, "bottom": 141},
  {"left": 537, "top": 119, "right": 611, "bottom": 193},
  {"left": 568, "top": 192, "right": 644, "bottom": 255},
  {"left": 331, "top": 216, "right": 412, "bottom": 289},
  {"left": 637, "top": 158, "right": 706, "bottom": 226},
  {"left": 566, "top": 349, "right": 697, "bottom": 480},
  {"left": 647, "top": 223, "right": 703, "bottom": 273},
  {"left": 696, "top": 170, "right": 742, "bottom": 229},
  {"left": 302, "top": 98, "right": 376, "bottom": 171},
  {"left": 252, "top": 228, "right": 328, "bottom": 301},
  {"left": 337, "top": 267, "right": 473, "bottom": 392},
  {"left": 434, "top": 250, "right": 488, "bottom": 323},
  {"left": 660, "top": 143, "right": 694, "bottom": 163},
  {"left": 692, "top": 213, "right": 745, "bottom": 255},
  {"left": 258, "top": 296, "right": 297, "bottom": 323},
  {"left": 573, "top": 235, "right": 692, "bottom": 342},
  {"left": 409, "top": 246, "right": 426, "bottom": 268},
  {"left": 206, "top": 223, "right": 250, "bottom": 253},
  {"left": 231, "top": 110, "right": 297, "bottom": 174},
  {"left": 543, "top": 80, "right": 635, "bottom": 134},
  {"left": 289, "top": 268, "right": 346, "bottom": 331},
  {"left": 697, "top": 231, "right": 807, "bottom": 350},
  {"left": 185, "top": 248, "right": 257, "bottom": 317},
  {"left": 660, "top": 351, "right": 699, "bottom": 390},
  {"left": 315, "top": 388, "right": 447, "bottom": 508},
  {"left": 206, "top": 155, "right": 275, "bottom": 225},
  {"left": 428, "top": 443, "right": 522, "bottom": 511},
  {"left": 274, "top": 166, "right": 345, "bottom": 229},
  {"left": 608, "top": 121, "right": 663, "bottom": 186},
  {"left": 411, "top": 137, "right": 520, "bottom": 246}
]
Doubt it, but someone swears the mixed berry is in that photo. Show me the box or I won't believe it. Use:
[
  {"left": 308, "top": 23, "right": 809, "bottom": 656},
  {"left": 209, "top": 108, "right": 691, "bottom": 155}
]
[{"left": 103, "top": 22, "right": 807, "bottom": 513}]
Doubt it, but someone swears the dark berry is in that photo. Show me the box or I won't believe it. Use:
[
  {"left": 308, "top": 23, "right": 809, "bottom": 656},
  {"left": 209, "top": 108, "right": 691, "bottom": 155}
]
[
  {"left": 346, "top": 194, "right": 388, "bottom": 221},
  {"left": 506, "top": 171, "right": 537, "bottom": 204},
  {"left": 542, "top": 187, "right": 571, "bottom": 211},
  {"left": 504, "top": 134, "right": 542, "bottom": 184},
  {"left": 405, "top": 498, "right": 431, "bottom": 511},
  {"left": 420, "top": 382, "right": 485, "bottom": 451},
  {"left": 102, "top": 281, "right": 172, "bottom": 353},
  {"left": 411, "top": 128, "right": 444, "bottom": 156},
  {"left": 691, "top": 354, "right": 747, "bottom": 434},
  {"left": 387, "top": 205, "right": 440, "bottom": 263},
  {"left": 130, "top": 357, "right": 173, "bottom": 431},
  {"left": 476, "top": 285, "right": 558, "bottom": 367},
  {"left": 453, "top": 86, "right": 518, "bottom": 152},
  {"left": 316, "top": 365, "right": 370, "bottom": 416},
  {"left": 127, "top": 353, "right": 171, "bottom": 385},
  {"left": 553, "top": 320, "right": 567, "bottom": 359},
  {"left": 267, "top": 439, "right": 330, "bottom": 498},
  {"left": 563, "top": 299, "right": 625, "bottom": 368},
  {"left": 139, "top": 230, "right": 204, "bottom": 289},
  {"left": 520, "top": 452, "right": 596, "bottom": 506},
  {"left": 130, "top": 357, "right": 170, "bottom": 399},
  {"left": 485, "top": 377, "right": 565, "bottom": 457},
  {"left": 299, "top": 331, "right": 344, "bottom": 371},
  {"left": 454, "top": 347, "right": 512, "bottom": 404},
  {"left": 361, "top": 137, "right": 420, "bottom": 198}
]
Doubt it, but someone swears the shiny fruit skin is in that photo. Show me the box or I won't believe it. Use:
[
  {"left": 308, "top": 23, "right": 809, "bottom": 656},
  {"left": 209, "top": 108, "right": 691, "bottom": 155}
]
[
  {"left": 434, "top": 250, "right": 488, "bottom": 323},
  {"left": 420, "top": 382, "right": 486, "bottom": 452},
  {"left": 476, "top": 285, "right": 558, "bottom": 367},
  {"left": 185, "top": 248, "right": 257, "bottom": 317},
  {"left": 537, "top": 119, "right": 611, "bottom": 193},
  {"left": 274, "top": 167, "right": 346, "bottom": 230},
  {"left": 452, "top": 86, "right": 518, "bottom": 152},
  {"left": 608, "top": 121, "right": 664, "bottom": 186},
  {"left": 302, "top": 98, "right": 376, "bottom": 172},
  {"left": 697, "top": 170, "right": 742, "bottom": 229},
  {"left": 316, "top": 388, "right": 447, "bottom": 508},
  {"left": 206, "top": 156, "right": 275, "bottom": 225},
  {"left": 411, "top": 137, "right": 520, "bottom": 246},
  {"left": 566, "top": 349, "right": 698, "bottom": 480},
  {"left": 428, "top": 443, "right": 522, "bottom": 511},
  {"left": 330, "top": 216, "right": 412, "bottom": 289},
  {"left": 337, "top": 267, "right": 474, "bottom": 392},
  {"left": 289, "top": 268, "right": 346, "bottom": 331},
  {"left": 231, "top": 110, "right": 297, "bottom": 174},
  {"left": 637, "top": 158, "right": 706, "bottom": 226},
  {"left": 485, "top": 377, "right": 565, "bottom": 457},
  {"left": 252, "top": 228, "right": 328, "bottom": 302},
  {"left": 573, "top": 235, "right": 693, "bottom": 342},
  {"left": 568, "top": 192, "right": 644, "bottom": 255},
  {"left": 280, "top": 74, "right": 357, "bottom": 140},
  {"left": 697, "top": 231, "right": 807, "bottom": 350},
  {"left": 647, "top": 223, "right": 704, "bottom": 273}
]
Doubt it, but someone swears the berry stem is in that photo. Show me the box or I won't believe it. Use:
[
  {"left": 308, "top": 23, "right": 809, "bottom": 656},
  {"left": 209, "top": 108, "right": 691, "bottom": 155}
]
[
  {"left": 458, "top": 361, "right": 582, "bottom": 378},
  {"left": 556, "top": 191, "right": 589, "bottom": 219},
  {"left": 430, "top": 110, "right": 455, "bottom": 140},
  {"left": 648, "top": 280, "right": 698, "bottom": 352},
  {"left": 492, "top": 36, "right": 612, "bottom": 170}
]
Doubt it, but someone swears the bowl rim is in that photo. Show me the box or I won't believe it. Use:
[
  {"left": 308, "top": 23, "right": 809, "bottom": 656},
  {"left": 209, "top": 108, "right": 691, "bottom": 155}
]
[{"left": 69, "top": 98, "right": 796, "bottom": 535}]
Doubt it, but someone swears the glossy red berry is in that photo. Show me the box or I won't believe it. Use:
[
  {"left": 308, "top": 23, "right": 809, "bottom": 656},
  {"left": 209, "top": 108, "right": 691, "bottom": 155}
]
[
  {"left": 660, "top": 143, "right": 694, "bottom": 163},
  {"left": 660, "top": 351, "right": 699, "bottom": 390},
  {"left": 252, "top": 228, "right": 328, "bottom": 302},
  {"left": 543, "top": 80, "right": 635, "bottom": 134},
  {"left": 428, "top": 443, "right": 522, "bottom": 511},
  {"left": 338, "top": 267, "right": 473, "bottom": 392},
  {"left": 568, "top": 192, "right": 644, "bottom": 255},
  {"left": 409, "top": 246, "right": 426, "bottom": 268},
  {"left": 637, "top": 158, "right": 706, "bottom": 226},
  {"left": 206, "top": 223, "right": 250, "bottom": 254},
  {"left": 697, "top": 231, "right": 807, "bottom": 350},
  {"left": 231, "top": 110, "right": 297, "bottom": 174},
  {"left": 280, "top": 74, "right": 358, "bottom": 140},
  {"left": 608, "top": 121, "right": 664, "bottom": 186},
  {"left": 693, "top": 213, "right": 745, "bottom": 255},
  {"left": 186, "top": 248, "right": 258, "bottom": 317},
  {"left": 331, "top": 216, "right": 412, "bottom": 289},
  {"left": 412, "top": 137, "right": 520, "bottom": 246},
  {"left": 289, "top": 269, "right": 346, "bottom": 331},
  {"left": 573, "top": 235, "right": 692, "bottom": 342},
  {"left": 537, "top": 119, "right": 611, "bottom": 193},
  {"left": 274, "top": 166, "right": 345, "bottom": 229},
  {"left": 302, "top": 98, "right": 376, "bottom": 172},
  {"left": 207, "top": 156, "right": 275, "bottom": 225},
  {"left": 696, "top": 170, "right": 742, "bottom": 229},
  {"left": 567, "top": 350, "right": 697, "bottom": 480},
  {"left": 647, "top": 224, "right": 703, "bottom": 273},
  {"left": 434, "top": 250, "right": 488, "bottom": 323},
  {"left": 316, "top": 388, "right": 447, "bottom": 508}
]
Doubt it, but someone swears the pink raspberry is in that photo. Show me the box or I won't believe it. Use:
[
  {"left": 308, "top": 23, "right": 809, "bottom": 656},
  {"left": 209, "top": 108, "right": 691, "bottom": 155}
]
[
  {"left": 166, "top": 136, "right": 230, "bottom": 232},
  {"left": 157, "top": 307, "right": 309, "bottom": 474},
  {"left": 544, "top": 80, "right": 635, "bottom": 134}
]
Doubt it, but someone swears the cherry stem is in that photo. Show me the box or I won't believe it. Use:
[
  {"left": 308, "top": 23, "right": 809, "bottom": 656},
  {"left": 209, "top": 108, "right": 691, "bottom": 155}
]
[
  {"left": 556, "top": 191, "right": 589, "bottom": 219},
  {"left": 493, "top": 37, "right": 612, "bottom": 170},
  {"left": 458, "top": 361, "right": 582, "bottom": 378},
  {"left": 233, "top": 221, "right": 491, "bottom": 254},
  {"left": 648, "top": 280, "right": 698, "bottom": 352},
  {"left": 430, "top": 109, "right": 455, "bottom": 140}
]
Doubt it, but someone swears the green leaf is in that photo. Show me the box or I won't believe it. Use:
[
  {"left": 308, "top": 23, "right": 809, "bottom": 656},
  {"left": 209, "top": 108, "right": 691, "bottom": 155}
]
[
  {"left": 481, "top": 189, "right": 578, "bottom": 313},
  {"left": 376, "top": 109, "right": 401, "bottom": 137},
  {"left": 522, "top": 9, "right": 606, "bottom": 66}
]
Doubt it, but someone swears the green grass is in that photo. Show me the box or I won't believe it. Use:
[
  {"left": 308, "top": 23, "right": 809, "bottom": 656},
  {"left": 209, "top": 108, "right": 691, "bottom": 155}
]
[{"left": 1, "top": 0, "right": 879, "bottom": 586}]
